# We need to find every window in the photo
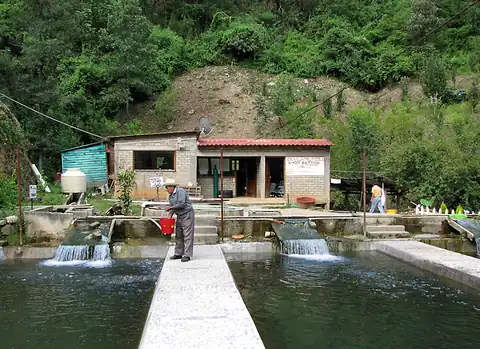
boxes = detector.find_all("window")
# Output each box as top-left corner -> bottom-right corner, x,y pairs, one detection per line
134,151 -> 175,170
197,157 -> 234,176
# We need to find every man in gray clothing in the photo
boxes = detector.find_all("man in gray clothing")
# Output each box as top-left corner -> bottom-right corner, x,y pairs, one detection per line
165,178 -> 195,262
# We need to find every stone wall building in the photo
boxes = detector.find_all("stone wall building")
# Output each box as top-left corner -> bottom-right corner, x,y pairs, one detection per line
66,131 -> 333,206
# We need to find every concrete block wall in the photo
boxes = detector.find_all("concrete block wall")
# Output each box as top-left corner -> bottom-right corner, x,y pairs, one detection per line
114,134 -> 198,194
198,177 -> 236,198
286,175 -> 326,204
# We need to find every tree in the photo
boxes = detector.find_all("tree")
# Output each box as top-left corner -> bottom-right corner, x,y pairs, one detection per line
419,54 -> 447,98
407,0 -> 440,45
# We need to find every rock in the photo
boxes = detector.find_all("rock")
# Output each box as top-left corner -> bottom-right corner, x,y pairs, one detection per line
5,216 -> 18,224
0,240 -> 8,247
219,99 -> 231,105
188,109 -> 195,115
1,224 -> 15,236
89,222 -> 101,230
0,220 -> 5,226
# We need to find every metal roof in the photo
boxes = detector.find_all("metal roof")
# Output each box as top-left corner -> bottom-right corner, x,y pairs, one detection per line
197,138 -> 333,147
61,141 -> 106,153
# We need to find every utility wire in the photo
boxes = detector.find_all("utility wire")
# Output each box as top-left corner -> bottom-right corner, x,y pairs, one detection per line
268,0 -> 480,136
0,92 -> 107,140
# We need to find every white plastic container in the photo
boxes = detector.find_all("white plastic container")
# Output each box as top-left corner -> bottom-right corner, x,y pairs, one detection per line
61,168 -> 87,193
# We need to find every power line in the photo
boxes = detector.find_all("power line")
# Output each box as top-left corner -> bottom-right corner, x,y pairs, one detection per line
268,0 -> 480,136
0,92 -> 106,140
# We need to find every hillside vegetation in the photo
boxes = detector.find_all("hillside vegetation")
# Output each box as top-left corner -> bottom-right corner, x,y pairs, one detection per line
1,0 -> 480,208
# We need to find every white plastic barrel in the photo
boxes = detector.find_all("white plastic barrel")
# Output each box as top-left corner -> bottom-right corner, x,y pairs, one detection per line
61,168 -> 87,193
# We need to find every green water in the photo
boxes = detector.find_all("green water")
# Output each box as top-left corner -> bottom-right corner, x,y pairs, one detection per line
0,259 -> 162,349
228,252 -> 480,349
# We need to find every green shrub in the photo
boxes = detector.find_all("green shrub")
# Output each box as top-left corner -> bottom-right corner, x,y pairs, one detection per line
155,88 -> 179,127
455,204 -> 464,214
440,201 -> 447,213
217,23 -> 268,60
419,54 -> 448,98
0,174 -> 17,213
118,171 -> 137,215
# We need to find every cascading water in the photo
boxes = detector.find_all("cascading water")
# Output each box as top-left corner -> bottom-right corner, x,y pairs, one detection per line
53,244 -> 111,262
41,223 -> 112,267
0,247 -> 5,260
272,220 -> 342,261
280,239 -> 330,255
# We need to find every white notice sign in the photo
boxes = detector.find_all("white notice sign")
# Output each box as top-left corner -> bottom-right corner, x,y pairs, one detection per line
285,157 -> 324,176
150,176 -> 164,188
29,185 -> 37,200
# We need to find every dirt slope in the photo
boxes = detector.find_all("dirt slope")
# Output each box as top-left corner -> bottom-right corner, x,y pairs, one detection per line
131,66 -> 475,138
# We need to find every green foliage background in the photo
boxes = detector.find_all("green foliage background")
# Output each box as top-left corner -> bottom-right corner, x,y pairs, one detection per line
1,0 -> 480,209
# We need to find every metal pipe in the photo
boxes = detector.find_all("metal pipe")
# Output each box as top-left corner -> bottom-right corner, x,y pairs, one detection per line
363,151 -> 367,238
16,148 -> 23,246
31,163 -> 51,193
220,148 -> 224,242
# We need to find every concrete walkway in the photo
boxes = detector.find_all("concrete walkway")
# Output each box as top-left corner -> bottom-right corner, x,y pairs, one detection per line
138,245 -> 266,349
376,240 -> 480,290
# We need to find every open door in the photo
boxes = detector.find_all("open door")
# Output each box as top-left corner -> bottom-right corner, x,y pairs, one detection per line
266,157 -> 285,198
265,161 -> 271,197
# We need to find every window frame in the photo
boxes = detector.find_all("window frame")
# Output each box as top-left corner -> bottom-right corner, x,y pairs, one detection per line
197,157 -> 235,177
133,150 -> 176,171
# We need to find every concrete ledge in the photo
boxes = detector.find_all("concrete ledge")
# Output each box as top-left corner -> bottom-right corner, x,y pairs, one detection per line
220,242 -> 276,254
3,247 -> 56,259
111,244 -> 169,259
375,240 -> 480,290
138,245 -> 265,349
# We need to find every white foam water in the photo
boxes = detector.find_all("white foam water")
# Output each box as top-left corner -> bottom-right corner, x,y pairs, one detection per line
40,244 -> 112,268
288,254 -> 344,262
280,238 -> 342,261
0,247 -> 5,260
281,239 -> 330,255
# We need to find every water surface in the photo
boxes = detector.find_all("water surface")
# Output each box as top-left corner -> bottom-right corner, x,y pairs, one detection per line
228,252 -> 480,349
0,259 -> 162,349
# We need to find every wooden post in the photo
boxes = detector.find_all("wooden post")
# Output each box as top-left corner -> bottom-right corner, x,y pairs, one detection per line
220,148 -> 224,242
363,152 -> 367,238
16,148 -> 23,246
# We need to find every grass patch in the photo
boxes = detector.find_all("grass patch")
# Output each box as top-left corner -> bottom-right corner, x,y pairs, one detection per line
88,197 -> 142,216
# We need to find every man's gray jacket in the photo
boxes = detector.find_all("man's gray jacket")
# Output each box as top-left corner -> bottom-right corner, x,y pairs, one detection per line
168,187 -> 194,217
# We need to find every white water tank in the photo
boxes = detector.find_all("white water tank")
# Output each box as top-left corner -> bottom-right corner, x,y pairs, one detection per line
61,168 -> 87,193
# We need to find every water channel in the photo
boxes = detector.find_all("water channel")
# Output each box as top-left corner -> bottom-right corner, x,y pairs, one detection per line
228,251 -> 480,349
0,259 -> 162,349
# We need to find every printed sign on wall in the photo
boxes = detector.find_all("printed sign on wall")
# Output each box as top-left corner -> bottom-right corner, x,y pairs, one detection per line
285,157 -> 324,176
150,176 -> 164,188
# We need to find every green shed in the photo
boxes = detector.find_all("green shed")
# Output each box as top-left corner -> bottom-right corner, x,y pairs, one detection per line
61,142 -> 108,187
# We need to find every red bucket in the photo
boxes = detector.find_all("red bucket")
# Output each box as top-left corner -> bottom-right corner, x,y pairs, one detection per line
159,218 -> 176,235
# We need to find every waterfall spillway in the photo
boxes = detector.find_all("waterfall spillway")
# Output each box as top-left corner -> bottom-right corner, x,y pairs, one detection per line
41,222 -> 112,267
0,247 -> 5,260
280,239 -> 330,255
53,244 -> 111,262
271,219 -> 339,259
41,244 -> 112,267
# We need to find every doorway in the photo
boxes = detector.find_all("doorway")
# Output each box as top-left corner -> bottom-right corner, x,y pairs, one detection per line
266,157 -> 285,197
235,158 -> 258,197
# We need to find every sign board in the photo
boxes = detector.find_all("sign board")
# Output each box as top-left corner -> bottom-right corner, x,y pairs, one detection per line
29,185 -> 37,200
285,157 -> 324,176
150,176 -> 164,188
